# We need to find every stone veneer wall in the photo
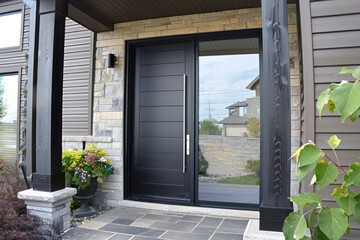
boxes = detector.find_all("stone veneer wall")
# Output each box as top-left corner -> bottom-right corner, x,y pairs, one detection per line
199,135 -> 260,175
63,4 -> 300,206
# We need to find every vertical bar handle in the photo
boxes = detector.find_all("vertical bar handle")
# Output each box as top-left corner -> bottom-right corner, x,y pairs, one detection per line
183,74 -> 186,173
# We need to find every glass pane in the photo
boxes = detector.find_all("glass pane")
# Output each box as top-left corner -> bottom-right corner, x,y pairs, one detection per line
0,11 -> 22,49
198,38 -> 260,204
0,74 -> 18,163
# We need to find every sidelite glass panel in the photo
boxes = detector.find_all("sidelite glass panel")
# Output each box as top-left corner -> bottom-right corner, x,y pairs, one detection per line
0,11 -> 22,49
0,74 -> 18,164
198,38 -> 260,204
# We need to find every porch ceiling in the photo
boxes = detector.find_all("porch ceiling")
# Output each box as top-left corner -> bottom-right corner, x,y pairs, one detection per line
67,0 -> 297,32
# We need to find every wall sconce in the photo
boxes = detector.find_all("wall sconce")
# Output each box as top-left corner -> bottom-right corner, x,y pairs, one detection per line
107,53 -> 118,68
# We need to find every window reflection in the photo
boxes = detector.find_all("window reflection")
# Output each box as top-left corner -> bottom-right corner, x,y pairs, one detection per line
0,11 -> 22,49
0,74 -> 18,163
198,38 -> 260,205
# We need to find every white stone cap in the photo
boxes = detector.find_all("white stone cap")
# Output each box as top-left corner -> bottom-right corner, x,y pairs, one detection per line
18,187 -> 77,203
243,219 -> 285,240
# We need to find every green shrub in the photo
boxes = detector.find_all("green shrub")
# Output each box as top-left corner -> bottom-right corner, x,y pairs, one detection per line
198,148 -> 209,176
245,160 -> 260,177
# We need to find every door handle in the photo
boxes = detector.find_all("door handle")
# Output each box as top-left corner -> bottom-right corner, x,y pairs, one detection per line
183,74 -> 187,173
186,134 -> 190,156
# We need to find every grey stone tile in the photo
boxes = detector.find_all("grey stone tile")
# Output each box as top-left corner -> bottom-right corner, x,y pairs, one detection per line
131,236 -> 158,240
192,226 -> 216,235
149,220 -> 198,232
165,212 -> 184,217
216,227 -> 245,234
78,220 -> 107,230
219,219 -> 248,229
180,215 -> 204,222
198,217 -> 223,228
100,223 -> 149,235
93,215 -> 118,223
131,218 -> 156,228
61,228 -> 114,240
161,231 -> 210,240
147,210 -> 165,215
101,209 -> 128,217
108,234 -> 133,240
210,233 -> 243,240
142,213 -> 181,223
139,229 -> 166,238
111,217 -> 135,225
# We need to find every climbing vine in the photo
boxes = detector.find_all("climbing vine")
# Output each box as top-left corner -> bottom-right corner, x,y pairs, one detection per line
283,66 -> 360,240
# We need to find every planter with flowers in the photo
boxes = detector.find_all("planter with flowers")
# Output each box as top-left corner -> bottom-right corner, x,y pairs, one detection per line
62,145 -> 114,217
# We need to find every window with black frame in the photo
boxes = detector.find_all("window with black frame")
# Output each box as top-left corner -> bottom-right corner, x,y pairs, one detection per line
0,74 -> 19,165
0,10 -> 22,50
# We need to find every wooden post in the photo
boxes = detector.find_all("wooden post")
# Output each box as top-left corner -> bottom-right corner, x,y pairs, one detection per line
260,0 -> 293,231
32,0 -> 68,192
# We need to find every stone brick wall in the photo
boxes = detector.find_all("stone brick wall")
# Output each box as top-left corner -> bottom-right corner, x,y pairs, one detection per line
63,4 -> 300,206
199,135 -> 260,175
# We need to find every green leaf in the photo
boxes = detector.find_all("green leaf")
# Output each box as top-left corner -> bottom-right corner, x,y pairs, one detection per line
337,66 -> 354,75
313,227 -> 330,240
335,189 -> 357,215
317,88 -> 331,117
298,162 -> 318,182
300,237 -> 311,240
352,66 -> 360,79
290,192 -> 322,209
344,162 -> 360,186
349,107 -> 360,122
329,82 -> 360,122
328,83 -> 340,90
283,212 -> 307,240
308,208 -> 317,232
314,160 -> 338,189
297,144 -> 324,168
318,208 -> 348,240
310,175 -> 317,186
326,135 -> 341,150
354,202 -> 360,224
327,100 -> 336,113
332,187 -> 348,198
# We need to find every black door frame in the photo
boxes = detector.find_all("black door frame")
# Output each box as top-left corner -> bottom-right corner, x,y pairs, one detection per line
124,29 -> 262,210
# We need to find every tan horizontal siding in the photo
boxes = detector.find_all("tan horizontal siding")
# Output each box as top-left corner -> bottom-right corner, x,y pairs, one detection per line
302,1 -> 360,237
311,0 -> 360,17
312,14 -> 360,33
62,17 -> 93,136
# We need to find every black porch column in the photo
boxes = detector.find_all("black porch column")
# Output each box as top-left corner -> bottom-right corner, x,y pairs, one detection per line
32,0 -> 68,192
260,0 -> 293,231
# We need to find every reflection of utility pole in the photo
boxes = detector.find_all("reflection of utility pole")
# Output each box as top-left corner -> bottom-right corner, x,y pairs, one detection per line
206,100 -> 216,120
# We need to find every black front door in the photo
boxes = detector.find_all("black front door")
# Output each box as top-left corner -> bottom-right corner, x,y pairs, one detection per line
129,40 -> 194,202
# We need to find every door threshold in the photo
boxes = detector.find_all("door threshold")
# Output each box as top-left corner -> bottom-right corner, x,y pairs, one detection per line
117,200 -> 259,219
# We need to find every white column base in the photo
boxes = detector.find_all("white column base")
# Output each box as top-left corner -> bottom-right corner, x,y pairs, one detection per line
243,219 -> 285,240
18,187 -> 77,232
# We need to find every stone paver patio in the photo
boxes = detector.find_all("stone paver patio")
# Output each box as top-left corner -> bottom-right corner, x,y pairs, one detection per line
62,206 -> 249,240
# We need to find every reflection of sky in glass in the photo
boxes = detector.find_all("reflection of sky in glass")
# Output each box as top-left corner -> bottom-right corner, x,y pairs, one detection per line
0,12 -> 22,48
199,54 -> 259,121
0,75 -> 18,123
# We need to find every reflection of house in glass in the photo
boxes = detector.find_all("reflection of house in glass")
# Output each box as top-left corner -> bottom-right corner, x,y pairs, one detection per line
219,75 -> 260,137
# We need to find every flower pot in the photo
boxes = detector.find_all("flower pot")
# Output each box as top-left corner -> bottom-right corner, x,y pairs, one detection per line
72,178 -> 98,218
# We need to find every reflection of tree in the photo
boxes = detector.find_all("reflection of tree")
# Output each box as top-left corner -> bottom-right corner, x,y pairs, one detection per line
246,117 -> 260,137
199,119 -> 222,135
0,83 -> 7,119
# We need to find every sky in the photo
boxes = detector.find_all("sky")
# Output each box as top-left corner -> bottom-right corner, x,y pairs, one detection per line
0,75 -> 18,123
199,54 -> 259,121
0,12 -> 22,48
